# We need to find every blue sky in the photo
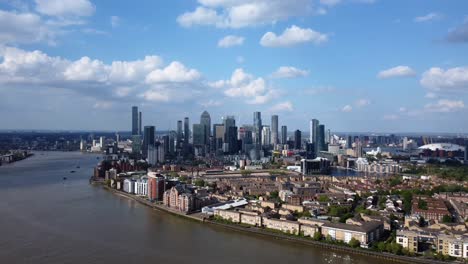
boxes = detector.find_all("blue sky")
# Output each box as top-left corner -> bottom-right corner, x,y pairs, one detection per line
0,0 -> 467,133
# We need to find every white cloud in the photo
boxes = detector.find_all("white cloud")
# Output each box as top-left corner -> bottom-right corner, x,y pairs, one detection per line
355,98 -> 370,107
260,25 -> 328,47
425,92 -> 437,99
398,107 -> 407,112
178,0 -> 313,29
271,66 -> 309,78
218,35 -> 244,48
145,61 -> 201,83
414,12 -> 442,23
420,67 -> 468,92
378,65 -> 416,79
270,101 -> 293,112
320,0 -> 341,6
424,99 -> 465,113
64,57 -> 109,82
177,6 -> 223,28
35,0 -> 95,17
383,114 -> 399,120
200,99 -> 222,107
0,46 -> 204,104
214,68 -> 278,104
0,10 -> 55,45
342,105 -> 353,112
447,21 -> 468,43
93,101 -> 113,109
110,16 -> 120,27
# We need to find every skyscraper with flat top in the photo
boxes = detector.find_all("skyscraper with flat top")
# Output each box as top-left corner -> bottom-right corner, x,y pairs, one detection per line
281,125 -> 287,145
138,112 -> 142,135
253,112 -> 262,145
184,117 -> 189,145
271,115 -> 278,145
132,106 -> 138,135
310,119 -> 319,144
294,130 -> 302,150
143,126 -> 155,157
200,111 -> 211,147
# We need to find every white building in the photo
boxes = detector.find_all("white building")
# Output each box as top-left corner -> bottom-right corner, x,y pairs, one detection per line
123,179 -> 135,194
134,177 -> 148,196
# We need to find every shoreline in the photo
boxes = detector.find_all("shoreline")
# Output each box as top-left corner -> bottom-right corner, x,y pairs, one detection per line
93,181 -> 449,264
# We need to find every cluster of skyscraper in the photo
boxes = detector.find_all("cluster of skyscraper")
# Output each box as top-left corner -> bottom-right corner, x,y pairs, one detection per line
131,106 -> 331,163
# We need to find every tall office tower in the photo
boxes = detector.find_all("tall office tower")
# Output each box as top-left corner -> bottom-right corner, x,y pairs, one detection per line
347,135 -> 353,149
116,133 -> 120,143
168,131 -> 176,154
184,117 -> 190,145
261,126 -> 271,146
200,111 -> 211,147
213,124 -> 224,150
253,112 -> 262,145
99,136 -> 105,148
138,112 -> 142,135
403,137 -> 408,150
227,126 -> 238,154
356,140 -> 363,158
326,129 -> 331,144
243,130 -> 253,152
223,116 -> 236,152
177,120 -> 183,146
318,124 -> 325,152
310,119 -> 319,144
192,124 -> 205,146
281,125 -> 287,145
162,135 -> 170,155
132,106 -> 138,135
294,130 -> 302,150
271,115 -> 278,145
143,126 -> 155,157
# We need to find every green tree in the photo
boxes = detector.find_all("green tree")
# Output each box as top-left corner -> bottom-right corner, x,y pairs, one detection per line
194,179 -> 206,187
348,237 -> 360,248
377,242 -> 386,252
418,198 -> 428,210
318,195 -> 330,202
442,214 -> 452,223
313,232 -> 322,241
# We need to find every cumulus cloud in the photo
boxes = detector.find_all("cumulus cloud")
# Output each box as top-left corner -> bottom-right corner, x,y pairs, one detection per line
200,99 -> 222,107
414,12 -> 442,23
424,99 -> 465,113
378,66 -> 416,79
177,0 -> 312,28
218,35 -> 244,47
355,98 -> 370,107
0,10 -> 56,45
110,16 -> 120,27
383,114 -> 399,120
271,66 -> 309,78
342,105 -> 353,112
270,101 -> 293,112
0,46 -> 203,103
425,92 -> 438,99
145,61 -> 201,83
35,0 -> 95,17
447,21 -> 468,43
260,25 -> 328,47
420,67 -> 468,92
214,68 -> 278,104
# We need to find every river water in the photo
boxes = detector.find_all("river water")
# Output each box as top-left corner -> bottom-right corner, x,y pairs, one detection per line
0,152 -> 395,264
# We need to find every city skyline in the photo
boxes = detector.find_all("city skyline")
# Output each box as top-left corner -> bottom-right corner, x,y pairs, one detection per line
0,0 -> 468,133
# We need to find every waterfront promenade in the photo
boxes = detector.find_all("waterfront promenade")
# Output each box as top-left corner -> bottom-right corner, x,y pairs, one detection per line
95,182 -> 450,264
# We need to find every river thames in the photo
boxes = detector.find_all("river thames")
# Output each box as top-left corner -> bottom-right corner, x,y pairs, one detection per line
0,152 -> 395,264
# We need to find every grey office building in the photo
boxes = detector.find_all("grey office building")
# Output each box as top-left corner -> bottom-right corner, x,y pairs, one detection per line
132,106 -> 138,135
253,112 -> 262,145
271,115 -> 278,145
184,117 -> 190,145
281,125 -> 287,145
